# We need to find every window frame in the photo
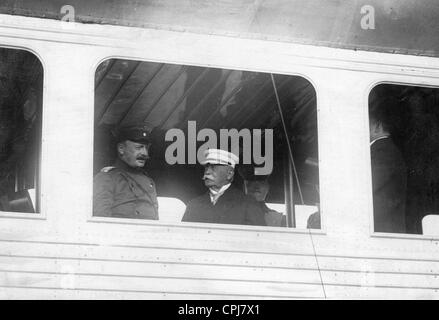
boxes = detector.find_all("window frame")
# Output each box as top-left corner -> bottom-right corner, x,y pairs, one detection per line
366,80 -> 439,240
88,55 -> 325,235
0,44 -> 47,221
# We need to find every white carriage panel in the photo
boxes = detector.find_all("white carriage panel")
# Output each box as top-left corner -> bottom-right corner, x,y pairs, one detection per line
80,220 -> 321,250
0,287 -> 59,300
0,286 -> 294,300
39,49 -> 96,230
0,254 -> 439,296
309,233 -> 439,261
0,241 -> 321,274
325,285 -> 439,299
318,256 -> 439,275
77,221 -> 439,262
2,221 -> 438,263
0,222 -> 54,241
0,256 -> 323,285
320,270 -> 439,289
2,237 -> 439,275
312,71 -> 375,238
0,271 -> 324,299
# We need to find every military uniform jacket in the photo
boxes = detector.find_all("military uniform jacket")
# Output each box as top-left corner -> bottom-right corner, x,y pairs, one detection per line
182,186 -> 266,226
93,158 -> 158,219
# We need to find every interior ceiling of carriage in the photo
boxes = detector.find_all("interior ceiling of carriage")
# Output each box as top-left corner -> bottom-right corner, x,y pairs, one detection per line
94,59 -> 317,144
0,49 -> 42,122
2,0 -> 439,58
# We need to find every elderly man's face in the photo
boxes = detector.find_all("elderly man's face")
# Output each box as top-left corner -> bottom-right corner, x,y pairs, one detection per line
118,140 -> 150,168
245,179 -> 269,202
203,164 -> 233,190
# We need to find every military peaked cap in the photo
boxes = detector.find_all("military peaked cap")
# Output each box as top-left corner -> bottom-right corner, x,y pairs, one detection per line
115,124 -> 153,144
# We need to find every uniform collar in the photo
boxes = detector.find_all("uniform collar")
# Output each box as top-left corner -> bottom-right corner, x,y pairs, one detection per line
370,135 -> 390,147
209,183 -> 231,205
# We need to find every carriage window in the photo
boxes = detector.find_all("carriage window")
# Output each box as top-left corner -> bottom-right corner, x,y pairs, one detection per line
369,84 -> 439,235
0,48 -> 43,214
93,59 -> 319,229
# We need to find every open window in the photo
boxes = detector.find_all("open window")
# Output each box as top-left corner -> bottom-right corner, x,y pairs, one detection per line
369,84 -> 439,235
0,48 -> 43,214
93,59 -> 319,228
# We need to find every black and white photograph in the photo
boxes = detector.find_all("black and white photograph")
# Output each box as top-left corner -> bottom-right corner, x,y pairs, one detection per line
0,0 -> 438,302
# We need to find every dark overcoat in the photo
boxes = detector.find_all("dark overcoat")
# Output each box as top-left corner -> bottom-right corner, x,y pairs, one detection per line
371,137 -> 407,233
182,186 -> 266,226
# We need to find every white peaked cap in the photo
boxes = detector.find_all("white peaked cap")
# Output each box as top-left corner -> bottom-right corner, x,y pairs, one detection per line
201,149 -> 239,168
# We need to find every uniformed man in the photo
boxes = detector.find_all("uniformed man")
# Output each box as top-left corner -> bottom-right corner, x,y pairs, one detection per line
182,149 -> 266,226
93,125 -> 158,219
369,106 -> 407,233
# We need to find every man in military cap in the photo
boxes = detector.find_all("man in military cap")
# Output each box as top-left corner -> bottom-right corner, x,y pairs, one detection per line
93,125 -> 158,219
182,149 -> 266,226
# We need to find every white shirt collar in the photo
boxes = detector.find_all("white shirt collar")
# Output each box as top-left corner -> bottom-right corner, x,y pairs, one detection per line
370,135 -> 390,147
209,183 -> 231,205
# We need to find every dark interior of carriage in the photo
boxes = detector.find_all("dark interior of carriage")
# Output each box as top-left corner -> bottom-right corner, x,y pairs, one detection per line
93,59 -> 320,227
0,47 -> 42,213
369,84 -> 439,234
0,49 -> 437,232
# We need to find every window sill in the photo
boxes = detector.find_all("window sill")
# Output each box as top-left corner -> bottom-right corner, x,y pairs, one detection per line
87,216 -> 327,235
371,231 -> 439,241
0,211 -> 45,220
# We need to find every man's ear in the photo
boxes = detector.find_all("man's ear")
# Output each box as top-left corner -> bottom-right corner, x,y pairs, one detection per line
375,122 -> 386,136
369,121 -> 378,136
117,142 -> 125,156
228,168 -> 235,180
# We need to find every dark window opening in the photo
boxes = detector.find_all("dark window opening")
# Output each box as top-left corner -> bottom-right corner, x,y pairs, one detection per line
93,59 -> 319,228
369,84 -> 439,234
0,48 -> 43,213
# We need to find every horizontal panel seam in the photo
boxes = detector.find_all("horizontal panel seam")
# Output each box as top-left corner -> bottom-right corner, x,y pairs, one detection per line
1,239 -> 438,263
0,284 -> 316,299
0,268 -> 324,286
1,254 -> 439,277
1,270 -> 439,291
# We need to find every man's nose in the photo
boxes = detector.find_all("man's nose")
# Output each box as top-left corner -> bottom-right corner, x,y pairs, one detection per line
204,165 -> 213,175
140,147 -> 149,156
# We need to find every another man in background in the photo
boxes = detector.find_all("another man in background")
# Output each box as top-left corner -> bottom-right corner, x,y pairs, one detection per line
240,168 -> 286,227
369,99 -> 407,233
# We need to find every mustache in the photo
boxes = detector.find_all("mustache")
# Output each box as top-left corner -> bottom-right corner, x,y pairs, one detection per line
202,175 -> 213,180
136,156 -> 149,160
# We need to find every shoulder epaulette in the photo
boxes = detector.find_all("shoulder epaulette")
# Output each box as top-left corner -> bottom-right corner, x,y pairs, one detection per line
100,166 -> 116,173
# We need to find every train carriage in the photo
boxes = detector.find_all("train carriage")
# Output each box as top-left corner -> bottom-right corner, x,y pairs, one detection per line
0,0 -> 439,299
